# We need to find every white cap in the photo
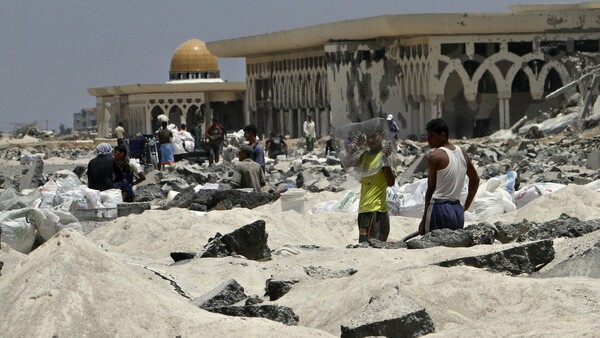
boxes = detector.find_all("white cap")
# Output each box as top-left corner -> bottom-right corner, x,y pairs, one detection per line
387,114 -> 393,120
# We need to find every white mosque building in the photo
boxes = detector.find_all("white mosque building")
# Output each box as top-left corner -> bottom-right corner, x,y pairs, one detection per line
88,39 -> 246,138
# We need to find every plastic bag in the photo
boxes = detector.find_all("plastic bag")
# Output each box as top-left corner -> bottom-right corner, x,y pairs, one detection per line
0,209 -> 36,254
514,182 -> 566,208
55,171 -> 83,194
334,118 -> 396,179
0,189 -> 20,211
386,179 -> 428,218
311,200 -> 339,214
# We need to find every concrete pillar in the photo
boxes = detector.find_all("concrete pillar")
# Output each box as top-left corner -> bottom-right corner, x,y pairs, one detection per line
298,109 -> 304,138
284,109 -> 291,137
279,109 -> 285,136
244,109 -> 250,126
406,103 -> 416,136
498,98 -> 511,129
419,102 -> 426,132
321,108 -> 332,137
503,99 -> 510,129
313,108 -> 323,138
499,98 -> 505,130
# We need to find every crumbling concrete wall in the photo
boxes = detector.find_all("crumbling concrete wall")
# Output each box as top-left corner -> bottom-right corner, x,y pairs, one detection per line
326,33 -> 599,139
326,40 -> 407,136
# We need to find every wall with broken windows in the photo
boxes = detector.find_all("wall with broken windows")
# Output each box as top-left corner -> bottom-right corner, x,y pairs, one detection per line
324,33 -> 599,139
246,50 -> 329,139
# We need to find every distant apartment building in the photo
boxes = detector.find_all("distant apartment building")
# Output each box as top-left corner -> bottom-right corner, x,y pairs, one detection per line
73,107 -> 97,131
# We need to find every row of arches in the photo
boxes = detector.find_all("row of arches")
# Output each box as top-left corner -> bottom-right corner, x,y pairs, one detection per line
149,104 -> 204,133
436,51 -> 569,101
247,68 -> 329,111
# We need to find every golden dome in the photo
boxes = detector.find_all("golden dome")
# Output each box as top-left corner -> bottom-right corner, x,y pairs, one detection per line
170,39 -> 218,72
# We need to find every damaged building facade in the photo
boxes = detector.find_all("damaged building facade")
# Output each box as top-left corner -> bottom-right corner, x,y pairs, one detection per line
88,39 -> 246,138
207,2 -> 600,139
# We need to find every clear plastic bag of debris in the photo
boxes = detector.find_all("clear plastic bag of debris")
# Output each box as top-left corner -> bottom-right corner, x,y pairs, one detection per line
334,117 -> 397,179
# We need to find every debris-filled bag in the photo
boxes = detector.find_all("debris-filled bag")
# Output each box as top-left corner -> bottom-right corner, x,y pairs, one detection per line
468,172 -> 517,221
514,183 -> 566,209
386,179 -> 428,218
0,189 -> 20,211
0,209 -> 37,254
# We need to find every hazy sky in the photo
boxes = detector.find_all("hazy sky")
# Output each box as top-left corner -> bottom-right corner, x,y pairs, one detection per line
0,0 -> 581,132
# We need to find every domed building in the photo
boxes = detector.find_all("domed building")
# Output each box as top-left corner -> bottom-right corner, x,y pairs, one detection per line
88,39 -> 245,139
168,39 -> 221,82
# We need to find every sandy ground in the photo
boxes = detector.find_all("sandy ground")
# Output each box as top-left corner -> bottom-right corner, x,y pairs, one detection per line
1,180 -> 600,337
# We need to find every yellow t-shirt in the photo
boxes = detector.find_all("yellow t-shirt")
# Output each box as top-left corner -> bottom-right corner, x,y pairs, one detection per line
358,151 -> 389,213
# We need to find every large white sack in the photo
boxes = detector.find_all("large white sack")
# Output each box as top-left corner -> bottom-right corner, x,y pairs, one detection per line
0,189 -> 20,211
470,174 -> 517,220
30,208 -> 82,242
387,179 -> 428,218
55,171 -> 83,194
0,209 -> 36,254
29,209 -> 60,241
387,171 -> 516,220
100,189 -> 123,209
16,189 -> 42,208
514,182 -> 567,209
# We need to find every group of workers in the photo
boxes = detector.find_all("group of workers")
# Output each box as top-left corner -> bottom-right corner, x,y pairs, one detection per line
96,115 -> 478,243
86,142 -> 146,202
350,117 -> 479,243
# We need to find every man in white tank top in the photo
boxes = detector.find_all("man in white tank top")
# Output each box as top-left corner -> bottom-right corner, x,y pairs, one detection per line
419,118 -> 480,235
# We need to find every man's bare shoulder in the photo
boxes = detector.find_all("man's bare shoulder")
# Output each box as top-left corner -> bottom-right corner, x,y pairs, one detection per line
428,148 -> 447,160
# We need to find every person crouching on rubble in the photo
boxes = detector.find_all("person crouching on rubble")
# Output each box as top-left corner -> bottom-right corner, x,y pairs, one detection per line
343,122 -> 396,243
265,131 -> 288,159
113,145 -> 146,202
419,118 -> 479,235
231,144 -> 266,192
87,142 -> 123,192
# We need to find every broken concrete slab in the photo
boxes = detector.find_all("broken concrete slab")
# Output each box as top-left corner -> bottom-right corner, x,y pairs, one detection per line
303,265 -> 357,279
133,183 -> 164,202
169,188 -> 274,211
170,251 -> 197,263
188,203 -> 207,212
462,223 -> 497,245
586,150 -> 600,170
494,221 -> 522,244
117,202 -> 150,217
208,304 -> 299,326
200,220 -> 271,261
265,278 -> 300,301
367,239 -> 408,249
436,239 -> 555,276
190,279 -> 248,309
534,240 -> 600,279
173,164 -> 210,184
407,228 -> 472,249
340,284 -> 435,338
244,295 -> 264,306
19,157 -> 45,191
516,214 -> 600,242
396,154 -> 427,186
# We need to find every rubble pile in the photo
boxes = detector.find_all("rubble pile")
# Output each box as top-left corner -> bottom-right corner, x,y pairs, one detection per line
2,104 -> 600,336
